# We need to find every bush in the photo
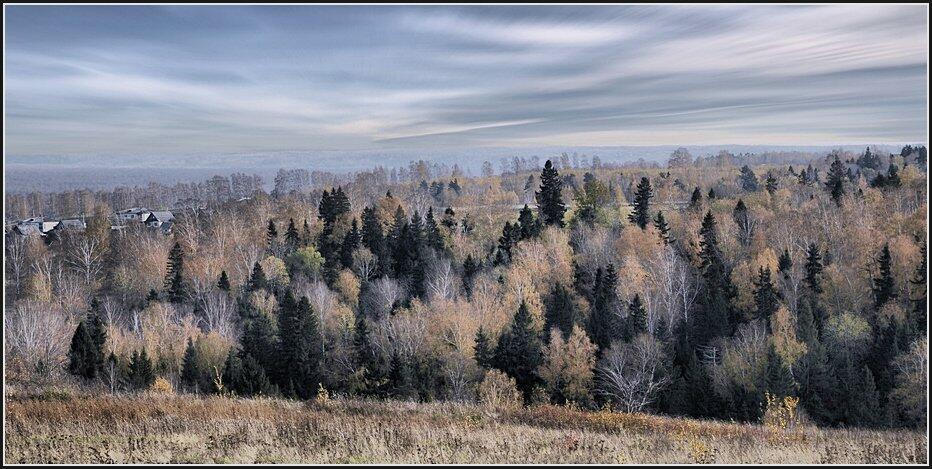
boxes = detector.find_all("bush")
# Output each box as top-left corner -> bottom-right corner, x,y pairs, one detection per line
477,369 -> 522,411
149,377 -> 174,394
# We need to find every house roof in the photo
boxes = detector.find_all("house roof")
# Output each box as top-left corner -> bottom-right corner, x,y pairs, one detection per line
146,211 -> 174,223
13,224 -> 42,236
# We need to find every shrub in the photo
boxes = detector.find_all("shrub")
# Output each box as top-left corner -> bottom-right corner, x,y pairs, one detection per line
149,377 -> 174,394
477,369 -> 522,411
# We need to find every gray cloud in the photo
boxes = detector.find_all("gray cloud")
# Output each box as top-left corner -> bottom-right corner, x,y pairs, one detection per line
4,5 -> 928,157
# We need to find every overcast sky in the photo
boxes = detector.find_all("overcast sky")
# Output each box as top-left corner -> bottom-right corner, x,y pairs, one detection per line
4,5 -> 928,157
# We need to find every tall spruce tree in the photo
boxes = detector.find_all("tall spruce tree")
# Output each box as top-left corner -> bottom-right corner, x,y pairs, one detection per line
694,211 -> 739,343
908,235 -> 927,337
753,266 -> 780,329
623,294 -> 648,341
628,177 -> 653,229
826,156 -> 846,205
129,349 -> 155,390
340,218 -> 361,269
424,207 -> 445,251
872,243 -> 897,310
738,165 -> 759,192
544,284 -> 576,340
285,218 -> 300,249
588,265 -> 620,354
474,326 -> 494,370
279,295 -> 323,399
247,261 -> 267,292
653,211 -> 673,245
518,204 -> 542,240
165,242 -> 186,303
536,160 -> 566,227
688,187 -> 703,211
493,301 -> 544,400
217,270 -> 231,292
765,344 -> 796,397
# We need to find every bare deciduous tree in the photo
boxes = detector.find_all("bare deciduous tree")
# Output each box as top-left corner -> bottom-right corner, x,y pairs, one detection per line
597,335 -> 669,413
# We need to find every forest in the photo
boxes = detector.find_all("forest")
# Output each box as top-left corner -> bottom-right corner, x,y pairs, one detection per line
4,145 -> 929,432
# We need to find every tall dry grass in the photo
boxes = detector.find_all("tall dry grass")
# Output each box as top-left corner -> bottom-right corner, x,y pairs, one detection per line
4,389 -> 927,464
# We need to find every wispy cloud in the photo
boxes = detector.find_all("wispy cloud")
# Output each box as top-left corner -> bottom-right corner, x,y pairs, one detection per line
4,5 -> 927,157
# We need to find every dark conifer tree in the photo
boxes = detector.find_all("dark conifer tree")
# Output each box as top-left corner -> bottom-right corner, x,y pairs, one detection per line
908,235 -> 927,338
424,207 -> 444,251
777,249 -> 793,279
165,242 -> 186,303
707,188 -> 716,199
267,220 -> 278,246
688,187 -> 703,211
623,294 -> 648,341
494,221 -> 522,265
738,165 -> 759,192
285,218 -> 300,249
340,218 -> 361,269
517,204 -> 542,240
474,326 -> 494,370
181,338 -> 204,392
386,351 -> 413,399
765,172 -> 778,194
129,348 -> 155,390
544,284 -> 576,340
536,160 -> 567,227
462,254 -> 479,296
628,177 -> 653,229
694,211 -> 739,343
279,294 -> 323,399
653,211 -> 673,245
588,265 -> 620,354
765,344 -> 796,397
247,261 -> 267,292
493,301 -> 544,400
753,266 -> 780,328
732,199 -> 751,246
241,307 -> 279,382
872,243 -> 897,310
441,206 -> 457,231
361,206 -> 385,274
223,349 -> 276,397
68,320 -> 100,379
217,270 -> 231,292
826,156 -> 846,205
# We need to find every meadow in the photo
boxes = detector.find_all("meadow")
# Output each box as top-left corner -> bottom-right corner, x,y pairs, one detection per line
4,388 -> 927,464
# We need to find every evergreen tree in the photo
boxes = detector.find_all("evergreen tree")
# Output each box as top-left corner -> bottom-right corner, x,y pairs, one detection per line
340,218 -> 361,269
267,220 -> 278,246
738,165 -> 759,192
279,295 -> 323,399
765,172 -> 778,194
628,177 -> 653,229
765,344 -> 796,397
285,218 -> 300,249
872,243 -> 897,310
493,301 -> 544,400
536,160 -> 567,227
841,360 -> 882,427
544,284 -> 576,340
802,243 -> 826,336
241,308 -> 279,382
777,249 -> 793,279
441,206 -> 457,231
623,294 -> 648,341
653,211 -> 673,245
495,221 -> 522,265
908,235 -> 927,337
247,261 -> 267,292
588,265 -> 620,354
223,349 -> 276,397
386,351 -> 413,399
424,207 -> 445,251
517,204 -> 542,240
753,266 -> 780,328
474,326 -> 494,370
217,270 -> 231,292
803,243 -> 824,295
361,206 -> 386,274
826,156 -> 846,205
707,188 -> 716,199
181,338 -> 203,392
732,199 -> 751,246
695,211 -> 739,343
164,242 -> 186,303
462,254 -> 479,296
68,321 -> 97,379
129,349 -> 155,390
688,187 -> 703,211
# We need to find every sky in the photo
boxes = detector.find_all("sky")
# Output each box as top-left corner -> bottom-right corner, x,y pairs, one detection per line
4,5 -> 929,157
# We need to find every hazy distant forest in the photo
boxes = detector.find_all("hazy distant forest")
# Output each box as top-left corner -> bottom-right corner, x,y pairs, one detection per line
4,145 -> 929,435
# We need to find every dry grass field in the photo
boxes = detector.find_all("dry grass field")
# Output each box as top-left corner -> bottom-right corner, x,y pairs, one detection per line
3,389 -> 927,464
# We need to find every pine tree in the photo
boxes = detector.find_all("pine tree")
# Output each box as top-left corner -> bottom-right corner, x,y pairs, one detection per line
241,307 -> 279,382
536,160 -> 566,227
777,249 -> 792,279
628,177 -> 653,229
624,294 -> 648,341
518,204 -> 542,240
707,188 -> 716,199
765,344 -> 796,397
765,172 -> 778,194
441,206 -> 457,231
653,211 -> 673,245
462,254 -> 479,295
129,348 -> 155,390
386,351 -> 413,399
164,242 -> 186,303
68,321 -> 96,379
802,243 -> 826,336
588,265 -> 620,354
424,207 -> 445,251
753,266 -> 780,328
223,349 -> 276,397
826,156 -> 846,205
908,235 -> 927,338
279,295 -> 323,399
544,284 -> 576,340
688,187 -> 703,211
694,211 -> 739,343
267,220 -> 278,246
361,206 -> 385,274
285,218 -> 300,249
872,243 -> 897,310
217,270 -> 231,292
495,221 -> 522,265
181,338 -> 203,392
340,218 -> 361,269
247,261 -> 267,292
493,301 -> 544,400
841,360 -> 882,427
732,199 -> 751,246
474,326 -> 494,370
738,165 -> 759,192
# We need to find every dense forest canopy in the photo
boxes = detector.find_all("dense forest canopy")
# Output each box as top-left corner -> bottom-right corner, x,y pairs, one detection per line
4,144 -> 928,429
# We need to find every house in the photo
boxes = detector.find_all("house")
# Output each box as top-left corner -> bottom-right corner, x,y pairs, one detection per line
49,218 -> 87,233
144,211 -> 175,228
12,224 -> 42,237
115,208 -> 152,223
41,221 -> 61,233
